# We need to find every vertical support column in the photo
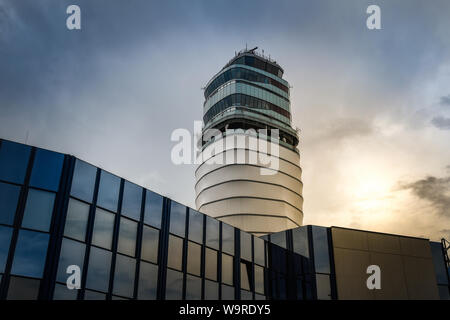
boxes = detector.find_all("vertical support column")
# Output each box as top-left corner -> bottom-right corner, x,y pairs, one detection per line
39,155 -> 76,300
307,226 -> 317,300
234,228 -> 240,300
251,234 -> 255,300
285,229 -> 296,299
182,206 -> 189,299
156,197 -> 170,300
78,168 -> 101,300
133,188 -> 147,299
327,228 -> 338,300
263,237 -> 268,300
440,238 -> 450,297
106,179 -> 124,299
266,234 -> 273,300
217,221 -> 222,300
200,214 -> 206,300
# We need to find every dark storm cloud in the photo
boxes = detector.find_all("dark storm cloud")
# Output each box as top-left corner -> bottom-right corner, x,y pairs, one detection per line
400,174 -> 450,217
1,0 -> 449,111
431,116 -> 450,130
440,95 -> 450,106
0,0 -> 201,106
430,94 -> 450,130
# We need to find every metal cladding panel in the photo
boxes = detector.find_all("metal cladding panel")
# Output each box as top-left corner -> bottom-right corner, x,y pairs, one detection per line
331,227 -> 440,300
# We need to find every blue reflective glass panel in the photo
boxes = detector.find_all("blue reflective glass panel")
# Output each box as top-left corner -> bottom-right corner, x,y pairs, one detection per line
29,149 -> 63,191
70,160 -> 97,203
221,253 -> 233,285
271,231 -> 286,249
221,284 -> 234,300
292,227 -> 309,258
255,265 -> 265,294
269,244 -> 286,274
253,237 -> 265,266
84,290 -> 106,300
187,241 -> 201,276
241,289 -> 253,300
86,246 -> 111,292
205,217 -> 219,250
185,274 -> 201,300
64,198 -> 90,242
91,208 -> 115,250
312,226 -> 330,274
138,261 -> 158,300
0,140 -> 31,184
53,283 -> 78,300
121,181 -> 142,221
222,223 -> 234,255
316,273 -> 331,300
438,285 -> 450,300
7,276 -> 40,300
144,190 -> 163,228
305,281 -> 314,300
240,231 -> 252,261
205,248 -> 217,281
141,225 -> 159,263
21,189 -> 55,232
188,209 -> 203,244
167,235 -> 183,271
11,230 -> 49,278
0,225 -> 13,273
240,262 -> 251,290
113,254 -> 135,298
117,217 -> 137,257
56,238 -> 85,283
0,181 -> 21,225
165,269 -> 183,300
97,171 -> 120,212
169,201 -> 186,237
430,242 -> 449,285
204,280 -> 218,300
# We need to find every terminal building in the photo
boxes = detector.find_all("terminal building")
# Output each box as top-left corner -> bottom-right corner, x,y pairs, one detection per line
0,139 -> 449,300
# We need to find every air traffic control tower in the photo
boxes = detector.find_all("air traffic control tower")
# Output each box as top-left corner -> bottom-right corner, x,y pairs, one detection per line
195,48 -> 303,236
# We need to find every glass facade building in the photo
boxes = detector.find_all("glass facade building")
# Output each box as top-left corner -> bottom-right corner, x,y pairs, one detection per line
0,138 -> 448,300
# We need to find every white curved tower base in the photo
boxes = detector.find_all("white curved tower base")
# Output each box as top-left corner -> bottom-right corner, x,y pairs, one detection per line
195,132 -> 303,236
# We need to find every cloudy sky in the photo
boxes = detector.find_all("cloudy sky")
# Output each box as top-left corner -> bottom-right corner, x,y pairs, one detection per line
1,0 -> 449,240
